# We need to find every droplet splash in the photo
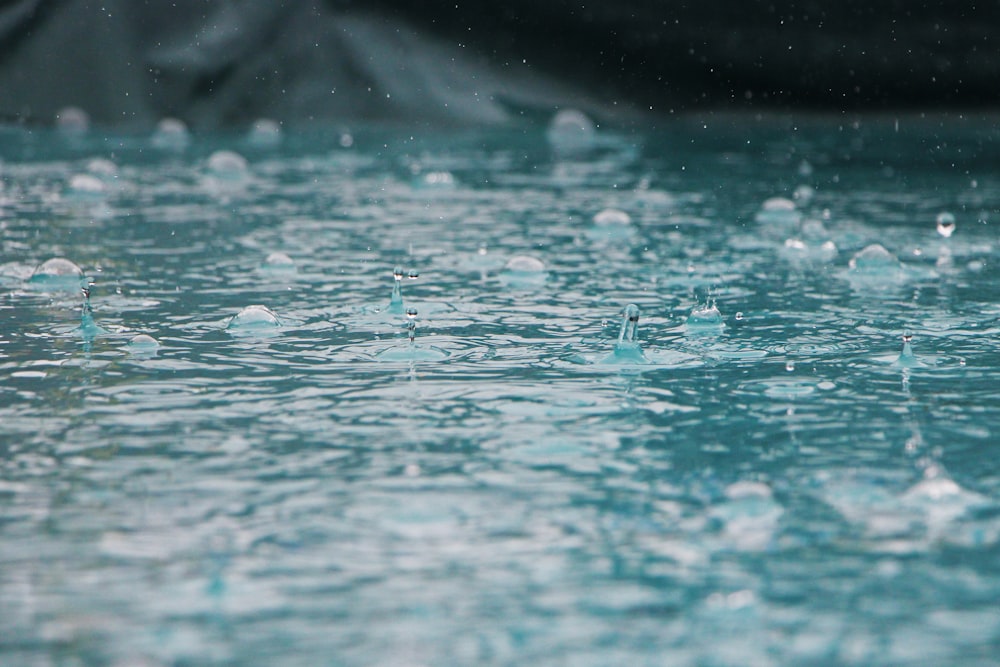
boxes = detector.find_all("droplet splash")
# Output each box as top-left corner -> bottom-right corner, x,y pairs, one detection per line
76,282 -> 109,338
599,304 -> 648,365
375,307 -> 449,361
935,212 -> 956,238
686,300 -> 725,331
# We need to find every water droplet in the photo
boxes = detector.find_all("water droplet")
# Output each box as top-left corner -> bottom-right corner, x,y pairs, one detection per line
339,132 -> 354,148
935,211 -> 956,238
735,312 -> 744,320
785,361 -> 795,372
407,270 -> 419,280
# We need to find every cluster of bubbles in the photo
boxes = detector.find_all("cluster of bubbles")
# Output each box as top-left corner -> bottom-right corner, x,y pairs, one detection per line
35,107 -> 962,371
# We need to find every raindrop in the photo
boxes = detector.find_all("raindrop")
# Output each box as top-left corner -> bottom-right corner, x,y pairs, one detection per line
785,360 -> 795,372
935,212 -> 956,238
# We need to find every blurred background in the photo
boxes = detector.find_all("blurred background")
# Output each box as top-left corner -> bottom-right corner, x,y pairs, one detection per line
0,0 -> 996,129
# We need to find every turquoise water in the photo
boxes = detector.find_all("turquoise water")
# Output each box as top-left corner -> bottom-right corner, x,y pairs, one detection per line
1,114 -> 999,666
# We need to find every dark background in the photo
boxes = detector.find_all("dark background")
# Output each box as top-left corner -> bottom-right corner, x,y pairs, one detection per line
0,0 -> 996,128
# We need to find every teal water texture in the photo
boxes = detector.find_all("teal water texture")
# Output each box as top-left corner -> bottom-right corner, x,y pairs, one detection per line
1,114 -> 999,666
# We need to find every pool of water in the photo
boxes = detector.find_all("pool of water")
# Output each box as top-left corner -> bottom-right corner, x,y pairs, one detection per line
1,113 -> 999,666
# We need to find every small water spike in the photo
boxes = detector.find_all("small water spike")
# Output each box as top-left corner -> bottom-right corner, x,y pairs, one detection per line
598,304 -> 648,364
387,265 -> 406,314
894,330 -> 921,368
406,307 -> 418,344
76,282 -> 108,338
375,306 -> 449,361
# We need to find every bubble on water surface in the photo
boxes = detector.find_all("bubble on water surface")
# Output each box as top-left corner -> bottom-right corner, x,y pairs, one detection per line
207,150 -> 249,179
755,196 -> 800,228
499,255 -> 548,287
28,257 -> 85,290
227,305 -> 281,332
86,157 -> 118,179
793,184 -> 815,205
126,333 -> 161,357
247,118 -> 282,148
55,106 -> 90,135
848,244 -> 900,273
546,109 -> 596,154
259,251 -> 296,275
416,170 -> 456,189
66,173 -> 106,198
935,212 -> 956,238
151,117 -> 191,150
587,207 -> 635,243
